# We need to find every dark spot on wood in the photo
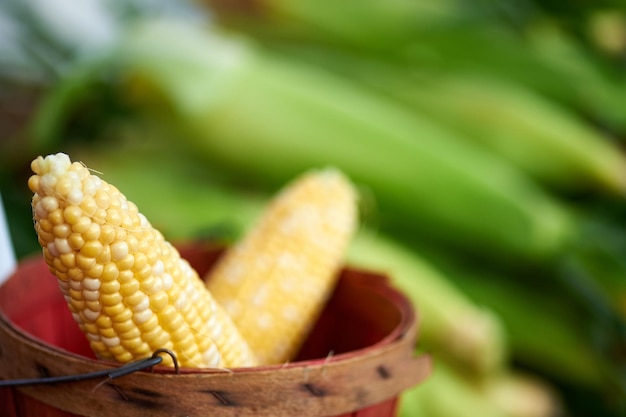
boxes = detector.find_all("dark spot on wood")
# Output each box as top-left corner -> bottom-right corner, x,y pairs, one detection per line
303,383 -> 326,397
35,363 -> 50,378
201,390 -> 237,406
108,384 -> 162,410
377,365 -> 391,379
130,387 -> 163,398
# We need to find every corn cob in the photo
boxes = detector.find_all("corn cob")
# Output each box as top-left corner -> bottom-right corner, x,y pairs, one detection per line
205,168 -> 358,365
28,152 -> 257,368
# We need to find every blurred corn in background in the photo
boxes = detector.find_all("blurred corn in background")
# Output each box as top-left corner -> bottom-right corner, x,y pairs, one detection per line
1,0 -> 626,416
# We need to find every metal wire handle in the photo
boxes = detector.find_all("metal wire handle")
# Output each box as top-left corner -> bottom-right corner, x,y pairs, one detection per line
0,349 -> 178,387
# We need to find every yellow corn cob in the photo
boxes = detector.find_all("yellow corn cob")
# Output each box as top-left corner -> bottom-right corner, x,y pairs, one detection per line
205,168 -> 358,365
28,152 -> 257,368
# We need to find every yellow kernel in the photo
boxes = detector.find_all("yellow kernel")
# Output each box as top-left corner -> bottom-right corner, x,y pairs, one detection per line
124,291 -> 144,307
90,341 -> 107,354
109,345 -> 126,356
76,254 -> 96,270
64,206 -> 82,225
49,209 -> 64,225
52,257 -> 67,273
136,264 -> 152,280
116,254 -> 135,271
100,328 -> 117,338
120,279 -> 140,297
98,246 -> 111,264
103,303 -> 125,317
100,225 -> 116,245
94,189 -> 110,209
113,320 -> 135,333
96,315 -> 112,329
68,233 -> 85,251
112,308 -> 133,323
100,280 -> 120,294
106,209 -> 122,227
84,223 -> 101,242
28,175 -> 40,193
80,198 -> 97,217
114,351 -> 134,363
55,177 -> 72,196
118,270 -> 134,283
60,254 -> 76,270
138,315 -> 159,333
68,268 -> 84,281
53,224 -> 71,238
69,297 -> 85,311
80,240 -> 103,258
72,217 -> 91,234
101,263 -> 119,281
120,337 -> 142,352
148,332 -> 170,349
38,219 -> 53,233
159,306 -> 181,329
87,264 -> 103,279
126,236 -> 139,253
149,292 -> 168,311
101,293 -> 123,307
132,252 -> 148,272
82,320 -> 100,339
86,300 -> 101,312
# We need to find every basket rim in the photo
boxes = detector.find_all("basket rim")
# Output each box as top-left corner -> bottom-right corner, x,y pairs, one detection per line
0,248 -> 432,417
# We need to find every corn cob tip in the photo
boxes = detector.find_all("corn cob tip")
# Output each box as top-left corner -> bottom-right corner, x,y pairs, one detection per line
28,152 -> 256,368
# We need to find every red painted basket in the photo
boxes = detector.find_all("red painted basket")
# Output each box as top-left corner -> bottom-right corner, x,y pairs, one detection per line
0,243 -> 431,417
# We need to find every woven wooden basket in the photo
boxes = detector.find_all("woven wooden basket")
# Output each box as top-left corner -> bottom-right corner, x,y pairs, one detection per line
0,243 -> 431,417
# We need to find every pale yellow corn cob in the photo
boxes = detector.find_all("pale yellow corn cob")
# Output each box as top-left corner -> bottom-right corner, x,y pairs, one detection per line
28,153 -> 256,368
205,168 -> 358,365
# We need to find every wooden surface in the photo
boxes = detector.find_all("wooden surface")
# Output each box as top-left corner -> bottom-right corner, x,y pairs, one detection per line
0,245 -> 431,417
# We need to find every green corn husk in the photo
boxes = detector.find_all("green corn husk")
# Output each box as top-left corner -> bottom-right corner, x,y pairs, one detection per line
346,228 -> 507,376
204,0 -> 626,134
399,362 -> 562,417
359,69 -> 626,196
90,18 -> 578,263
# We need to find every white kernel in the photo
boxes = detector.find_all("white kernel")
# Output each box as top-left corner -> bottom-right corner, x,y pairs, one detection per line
86,333 -> 101,341
41,196 -> 59,212
69,280 -> 82,291
67,189 -> 84,205
102,336 -> 120,348
54,238 -> 72,254
161,273 -> 173,291
202,345 -> 220,367
34,202 -> 47,219
83,277 -> 101,291
133,309 -> 153,324
47,242 -> 60,257
40,173 -> 57,194
282,305 -> 300,321
153,260 -> 164,276
83,290 -> 100,302
71,312 -> 82,324
83,309 -> 100,322
257,312 -> 273,329
111,241 -> 129,261
132,295 -> 150,312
